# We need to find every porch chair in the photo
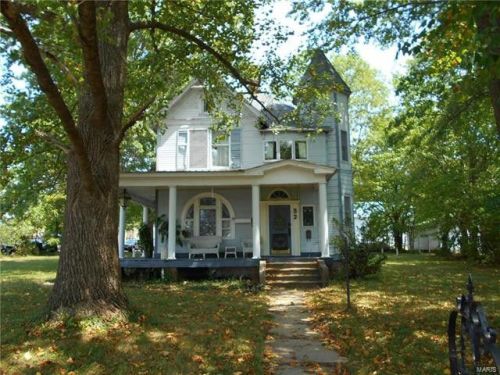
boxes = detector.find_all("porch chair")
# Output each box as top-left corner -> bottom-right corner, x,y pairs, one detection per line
241,239 -> 253,258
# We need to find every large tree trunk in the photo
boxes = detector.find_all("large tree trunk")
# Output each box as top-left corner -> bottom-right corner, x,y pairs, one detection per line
48,150 -> 127,315
474,5 -> 500,135
47,2 -> 129,316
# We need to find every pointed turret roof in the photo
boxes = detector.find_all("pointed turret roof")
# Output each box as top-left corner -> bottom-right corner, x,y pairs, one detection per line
301,50 -> 351,96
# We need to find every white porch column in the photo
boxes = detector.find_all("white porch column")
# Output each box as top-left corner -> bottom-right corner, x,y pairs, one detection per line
142,205 -> 149,225
118,201 -> 126,259
252,185 -> 261,259
167,186 -> 177,260
318,182 -> 329,257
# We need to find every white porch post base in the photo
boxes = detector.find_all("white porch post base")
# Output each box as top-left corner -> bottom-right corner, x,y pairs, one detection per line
118,203 -> 126,259
252,185 -> 261,259
318,182 -> 329,257
167,186 -> 177,260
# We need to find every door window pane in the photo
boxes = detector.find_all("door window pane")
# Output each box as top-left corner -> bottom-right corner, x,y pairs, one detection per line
199,208 -> 216,236
295,141 -> 307,160
280,140 -> 292,160
264,141 -> 277,160
302,206 -> 314,226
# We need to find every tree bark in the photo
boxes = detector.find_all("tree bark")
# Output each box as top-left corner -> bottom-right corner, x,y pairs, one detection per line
47,1 -> 129,316
474,5 -> 500,135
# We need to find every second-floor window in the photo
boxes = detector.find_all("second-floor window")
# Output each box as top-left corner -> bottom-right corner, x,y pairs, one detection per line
177,130 -> 188,170
265,140 -> 307,161
341,130 -> 349,162
211,131 -> 230,167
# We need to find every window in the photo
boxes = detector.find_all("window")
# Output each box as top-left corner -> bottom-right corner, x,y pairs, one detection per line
302,206 -> 314,226
280,140 -> 293,160
176,131 -> 188,170
190,129 -> 208,169
199,197 -> 217,236
269,189 -> 289,200
295,140 -> 307,160
341,130 -> 349,162
211,131 -> 230,167
203,99 -> 209,113
265,141 -> 277,160
265,140 -> 308,161
343,195 -> 352,226
182,193 -> 235,238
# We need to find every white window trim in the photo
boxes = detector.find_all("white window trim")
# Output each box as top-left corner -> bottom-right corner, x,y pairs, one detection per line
301,204 -> 315,228
268,188 -> 291,200
264,140 -> 278,161
294,140 -> 308,160
181,192 -> 235,239
264,139 -> 308,162
210,131 -> 231,170
176,130 -> 189,171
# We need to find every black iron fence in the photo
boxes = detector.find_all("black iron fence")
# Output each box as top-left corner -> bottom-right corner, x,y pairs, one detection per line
448,275 -> 500,374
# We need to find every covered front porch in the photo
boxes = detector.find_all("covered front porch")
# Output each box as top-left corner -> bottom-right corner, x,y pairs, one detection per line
118,160 -> 336,264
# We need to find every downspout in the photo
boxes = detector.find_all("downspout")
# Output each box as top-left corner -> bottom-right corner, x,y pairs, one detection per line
335,106 -> 344,235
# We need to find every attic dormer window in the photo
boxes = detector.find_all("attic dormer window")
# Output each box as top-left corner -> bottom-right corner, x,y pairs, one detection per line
203,99 -> 210,113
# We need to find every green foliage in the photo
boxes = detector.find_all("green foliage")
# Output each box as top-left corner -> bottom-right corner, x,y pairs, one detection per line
334,229 -> 387,279
307,7 -> 500,262
138,224 -> 154,258
155,214 -> 188,247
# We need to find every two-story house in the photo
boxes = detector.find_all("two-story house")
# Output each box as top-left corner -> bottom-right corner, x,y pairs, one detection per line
119,50 -> 353,262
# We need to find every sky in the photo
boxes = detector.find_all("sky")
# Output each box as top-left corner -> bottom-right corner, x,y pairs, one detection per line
0,1 -> 408,123
264,1 -> 408,85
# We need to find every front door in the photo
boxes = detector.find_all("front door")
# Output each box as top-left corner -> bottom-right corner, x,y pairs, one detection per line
269,205 -> 291,256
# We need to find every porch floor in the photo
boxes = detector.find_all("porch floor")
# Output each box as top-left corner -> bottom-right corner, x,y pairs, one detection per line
120,258 -> 259,269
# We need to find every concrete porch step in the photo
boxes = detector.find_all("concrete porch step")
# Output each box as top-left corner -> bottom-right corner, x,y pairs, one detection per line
266,267 -> 319,274
268,274 -> 321,282
267,280 -> 321,288
266,262 -> 318,269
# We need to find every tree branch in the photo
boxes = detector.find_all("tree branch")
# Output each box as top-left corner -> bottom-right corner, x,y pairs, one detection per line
41,49 -> 79,87
116,96 -> 156,144
129,20 -> 280,123
1,1 -> 96,193
76,0 -> 108,126
130,21 -> 257,88
35,129 -> 71,153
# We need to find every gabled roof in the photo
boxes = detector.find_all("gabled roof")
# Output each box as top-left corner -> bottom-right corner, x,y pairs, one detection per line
167,79 -> 262,119
245,159 -> 336,177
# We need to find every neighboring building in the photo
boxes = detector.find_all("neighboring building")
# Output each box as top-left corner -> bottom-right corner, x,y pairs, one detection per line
412,229 -> 441,252
118,50 -> 353,260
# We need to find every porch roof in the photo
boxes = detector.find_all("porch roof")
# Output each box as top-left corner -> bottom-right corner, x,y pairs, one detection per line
120,160 -> 336,189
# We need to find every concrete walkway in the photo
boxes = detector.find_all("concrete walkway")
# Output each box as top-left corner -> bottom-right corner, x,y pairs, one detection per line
266,289 -> 347,374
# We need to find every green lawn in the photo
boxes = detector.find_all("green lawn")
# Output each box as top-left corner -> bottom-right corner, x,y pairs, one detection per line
0,256 -> 270,374
306,254 -> 500,375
